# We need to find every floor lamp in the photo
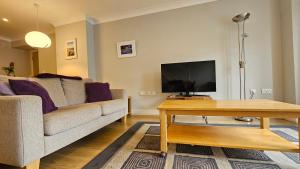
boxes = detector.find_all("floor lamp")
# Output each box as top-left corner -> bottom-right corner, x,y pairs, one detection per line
232,12 -> 253,122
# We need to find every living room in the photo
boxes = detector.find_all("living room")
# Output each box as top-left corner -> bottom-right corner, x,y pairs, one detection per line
0,0 -> 300,169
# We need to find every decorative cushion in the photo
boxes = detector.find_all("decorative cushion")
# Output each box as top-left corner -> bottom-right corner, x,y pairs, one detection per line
9,79 -> 57,114
85,82 -> 113,103
61,78 -> 92,105
43,103 -> 102,136
30,78 -> 68,107
0,81 -> 15,95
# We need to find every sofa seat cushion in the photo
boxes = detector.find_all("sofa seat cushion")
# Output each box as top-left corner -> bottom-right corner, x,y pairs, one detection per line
44,103 -> 102,136
95,99 -> 126,116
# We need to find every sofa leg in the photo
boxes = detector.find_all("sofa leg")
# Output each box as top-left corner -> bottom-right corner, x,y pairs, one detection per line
23,160 -> 40,169
121,116 -> 127,124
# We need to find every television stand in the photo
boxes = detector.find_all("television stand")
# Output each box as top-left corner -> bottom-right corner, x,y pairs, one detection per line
167,95 -> 212,100
166,95 -> 212,124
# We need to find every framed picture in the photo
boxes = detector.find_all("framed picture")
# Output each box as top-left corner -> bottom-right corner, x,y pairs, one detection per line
117,40 -> 136,58
65,39 -> 77,60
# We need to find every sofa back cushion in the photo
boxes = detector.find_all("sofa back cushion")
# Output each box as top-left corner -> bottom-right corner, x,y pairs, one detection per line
30,78 -> 68,107
61,78 -> 92,105
9,79 -> 58,114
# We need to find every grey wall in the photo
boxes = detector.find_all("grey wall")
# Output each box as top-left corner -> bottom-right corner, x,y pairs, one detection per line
94,0 -> 283,113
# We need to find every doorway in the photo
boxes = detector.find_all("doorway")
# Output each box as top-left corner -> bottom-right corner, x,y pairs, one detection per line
31,51 -> 39,76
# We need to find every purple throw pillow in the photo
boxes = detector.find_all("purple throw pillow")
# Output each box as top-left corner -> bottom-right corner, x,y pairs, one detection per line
0,81 -> 15,95
85,82 -> 113,103
9,79 -> 57,114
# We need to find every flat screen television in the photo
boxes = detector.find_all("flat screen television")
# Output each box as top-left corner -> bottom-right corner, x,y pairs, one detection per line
161,60 -> 216,95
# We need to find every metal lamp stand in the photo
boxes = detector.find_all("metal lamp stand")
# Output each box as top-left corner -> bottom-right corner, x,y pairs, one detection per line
232,13 -> 253,122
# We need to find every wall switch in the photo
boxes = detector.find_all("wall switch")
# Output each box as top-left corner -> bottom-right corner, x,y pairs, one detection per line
261,89 -> 272,95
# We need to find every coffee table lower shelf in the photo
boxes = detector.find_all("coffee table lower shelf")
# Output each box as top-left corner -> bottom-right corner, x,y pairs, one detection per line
167,125 -> 299,153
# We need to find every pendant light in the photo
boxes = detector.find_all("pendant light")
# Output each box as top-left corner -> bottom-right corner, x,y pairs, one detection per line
25,3 -> 51,48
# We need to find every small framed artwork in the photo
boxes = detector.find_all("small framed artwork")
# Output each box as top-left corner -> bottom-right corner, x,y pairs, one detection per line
65,39 -> 78,60
117,40 -> 136,58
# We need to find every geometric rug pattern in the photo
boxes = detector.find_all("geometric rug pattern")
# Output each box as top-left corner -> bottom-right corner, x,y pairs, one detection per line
136,135 -> 160,151
272,130 -> 298,142
121,151 -> 166,169
222,148 -> 272,161
229,160 -> 281,169
91,124 -> 300,169
173,155 -> 219,169
176,144 -> 214,156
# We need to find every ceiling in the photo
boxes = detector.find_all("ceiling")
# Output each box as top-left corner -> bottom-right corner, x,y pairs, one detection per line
0,0 -> 217,41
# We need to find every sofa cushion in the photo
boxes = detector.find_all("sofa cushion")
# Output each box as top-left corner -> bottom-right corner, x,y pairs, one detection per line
85,82 -> 112,103
30,78 -> 68,107
44,103 -> 102,136
0,81 -> 15,95
9,79 -> 58,114
61,79 -> 92,105
95,99 -> 126,116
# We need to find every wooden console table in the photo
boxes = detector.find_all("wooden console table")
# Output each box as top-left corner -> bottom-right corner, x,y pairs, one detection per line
158,99 -> 300,156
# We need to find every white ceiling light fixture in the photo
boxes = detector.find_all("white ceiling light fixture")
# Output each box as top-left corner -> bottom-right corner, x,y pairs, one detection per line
25,3 -> 51,48
2,18 -> 9,22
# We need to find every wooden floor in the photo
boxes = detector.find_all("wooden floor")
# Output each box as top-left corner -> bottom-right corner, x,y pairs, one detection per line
39,115 -> 295,169
3,115 -> 296,169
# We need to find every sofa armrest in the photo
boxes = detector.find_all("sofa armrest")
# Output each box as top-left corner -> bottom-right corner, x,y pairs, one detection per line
0,96 -> 44,167
111,89 -> 128,114
111,89 -> 128,100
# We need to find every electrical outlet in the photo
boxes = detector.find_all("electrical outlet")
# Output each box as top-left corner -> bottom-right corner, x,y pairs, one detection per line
140,91 -> 157,96
139,91 -> 146,95
261,89 -> 272,95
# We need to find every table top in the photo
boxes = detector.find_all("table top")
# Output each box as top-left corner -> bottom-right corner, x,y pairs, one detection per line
158,99 -> 300,113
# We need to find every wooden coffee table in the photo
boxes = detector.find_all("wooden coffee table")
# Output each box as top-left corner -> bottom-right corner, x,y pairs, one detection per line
158,99 -> 300,156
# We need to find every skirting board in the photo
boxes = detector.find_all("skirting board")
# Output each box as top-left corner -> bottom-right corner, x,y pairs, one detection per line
132,109 -> 159,115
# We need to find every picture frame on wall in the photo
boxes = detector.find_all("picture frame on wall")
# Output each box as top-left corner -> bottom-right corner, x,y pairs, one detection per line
117,40 -> 136,58
65,39 -> 78,60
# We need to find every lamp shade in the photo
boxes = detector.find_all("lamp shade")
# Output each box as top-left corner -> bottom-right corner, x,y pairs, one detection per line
25,31 -> 51,48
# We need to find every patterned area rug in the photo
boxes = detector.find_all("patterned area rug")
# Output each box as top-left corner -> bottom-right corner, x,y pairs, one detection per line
84,122 -> 300,169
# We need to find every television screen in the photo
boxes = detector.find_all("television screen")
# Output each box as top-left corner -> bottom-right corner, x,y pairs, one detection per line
161,60 -> 216,94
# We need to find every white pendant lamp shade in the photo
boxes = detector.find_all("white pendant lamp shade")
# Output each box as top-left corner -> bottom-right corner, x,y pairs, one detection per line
25,31 -> 51,48
25,3 -> 51,48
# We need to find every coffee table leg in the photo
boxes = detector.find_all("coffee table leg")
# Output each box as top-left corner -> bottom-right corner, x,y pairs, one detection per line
160,110 -> 168,156
167,114 -> 172,126
260,117 -> 270,129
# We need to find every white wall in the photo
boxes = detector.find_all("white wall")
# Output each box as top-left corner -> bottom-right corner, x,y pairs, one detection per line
86,21 -> 97,80
55,20 -> 97,79
280,0 -> 296,104
0,39 -> 31,77
38,33 -> 57,74
95,0 -> 282,114
55,21 -> 89,78
292,0 -> 300,104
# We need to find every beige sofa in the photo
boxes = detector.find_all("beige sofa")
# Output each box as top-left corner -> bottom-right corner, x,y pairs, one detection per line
0,76 -> 128,169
